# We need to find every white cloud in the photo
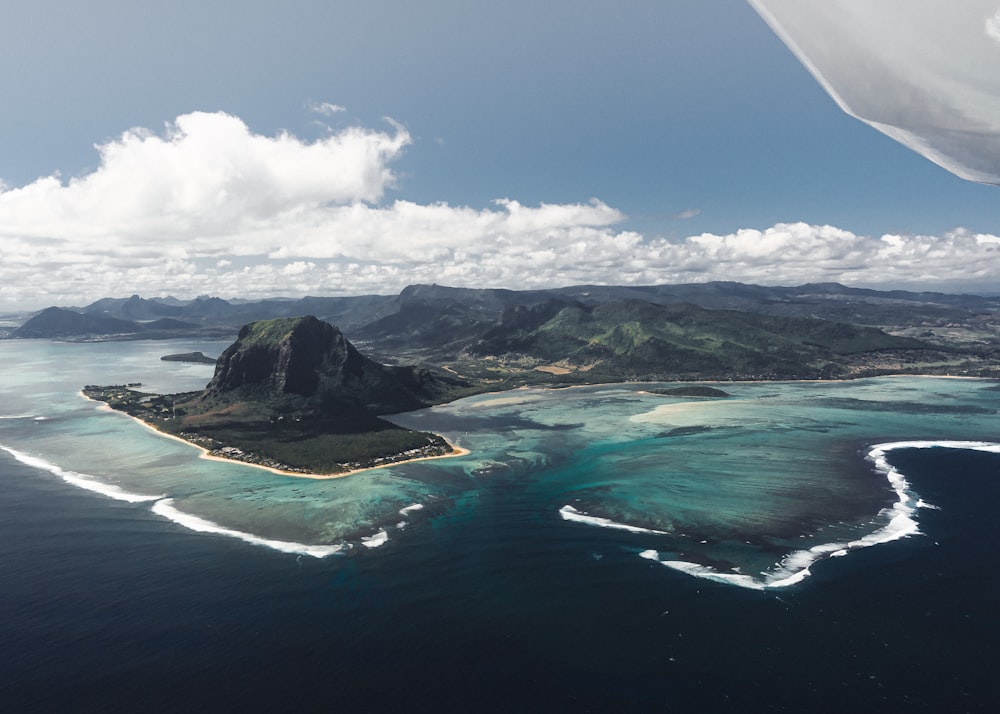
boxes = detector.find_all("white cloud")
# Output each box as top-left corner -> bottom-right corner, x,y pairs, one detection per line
0,111 -> 409,244
310,101 -> 347,116
987,7 -> 1000,44
0,110 -> 997,311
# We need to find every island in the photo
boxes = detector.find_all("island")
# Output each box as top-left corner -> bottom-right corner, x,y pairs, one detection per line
160,351 -> 216,364
85,316 -> 477,476
650,386 -> 732,398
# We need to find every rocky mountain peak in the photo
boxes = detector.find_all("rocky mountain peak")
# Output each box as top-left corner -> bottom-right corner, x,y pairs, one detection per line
205,316 -> 358,398
200,315 -> 470,415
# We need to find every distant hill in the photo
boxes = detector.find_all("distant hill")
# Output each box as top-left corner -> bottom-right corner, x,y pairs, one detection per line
8,282 -> 1000,378
11,306 -> 200,339
11,307 -> 141,338
12,292 -> 401,339
83,294 -> 184,321
465,299 -> 935,380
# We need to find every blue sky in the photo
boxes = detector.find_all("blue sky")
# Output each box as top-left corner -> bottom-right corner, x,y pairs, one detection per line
0,0 -> 997,310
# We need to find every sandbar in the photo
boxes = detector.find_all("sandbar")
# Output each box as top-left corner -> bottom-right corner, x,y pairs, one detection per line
629,399 -> 747,425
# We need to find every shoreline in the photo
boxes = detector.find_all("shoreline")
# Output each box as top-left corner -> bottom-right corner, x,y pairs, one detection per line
536,373 -> 997,392
81,372 -> 992,479
84,393 -> 470,480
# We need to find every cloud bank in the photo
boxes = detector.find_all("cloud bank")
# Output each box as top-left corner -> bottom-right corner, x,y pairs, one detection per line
1,110 -> 997,310
749,0 -> 1000,184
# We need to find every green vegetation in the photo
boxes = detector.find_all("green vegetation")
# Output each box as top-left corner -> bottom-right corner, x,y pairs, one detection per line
82,316 -> 473,475
652,386 -> 732,398
84,384 -> 454,475
463,300 -> 971,381
237,318 -> 300,348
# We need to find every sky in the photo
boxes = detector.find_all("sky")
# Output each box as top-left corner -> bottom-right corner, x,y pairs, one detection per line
0,0 -> 997,311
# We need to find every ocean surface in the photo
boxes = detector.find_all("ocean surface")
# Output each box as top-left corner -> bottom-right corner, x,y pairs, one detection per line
1,338 -> 999,711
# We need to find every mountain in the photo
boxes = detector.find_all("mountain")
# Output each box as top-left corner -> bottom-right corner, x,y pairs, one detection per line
87,316 -> 477,475
351,301 -> 489,353
465,299 -> 943,380
11,307 -> 141,338
83,294 -> 184,321
10,306 -> 200,339
196,316 -> 471,416
13,293 -> 402,339
397,283 -> 553,316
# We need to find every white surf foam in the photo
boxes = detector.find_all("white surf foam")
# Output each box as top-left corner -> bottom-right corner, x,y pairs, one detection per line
150,499 -> 343,558
638,440 -> 1000,590
560,505 -> 668,535
360,529 -> 389,548
399,503 -> 424,516
0,445 -> 163,503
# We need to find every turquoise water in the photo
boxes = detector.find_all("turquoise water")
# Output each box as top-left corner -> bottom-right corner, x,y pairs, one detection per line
1,338 -> 998,588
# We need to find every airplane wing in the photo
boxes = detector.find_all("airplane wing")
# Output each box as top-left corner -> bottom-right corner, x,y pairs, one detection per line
748,0 -> 1000,184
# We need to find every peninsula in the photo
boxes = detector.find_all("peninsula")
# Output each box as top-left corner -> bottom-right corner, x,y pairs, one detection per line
71,281 -> 1000,474
85,316 -> 477,476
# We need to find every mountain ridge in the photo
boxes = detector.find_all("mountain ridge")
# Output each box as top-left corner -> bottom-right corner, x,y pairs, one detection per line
12,280 -> 999,342
10,281 -> 1000,379
464,299 -> 939,381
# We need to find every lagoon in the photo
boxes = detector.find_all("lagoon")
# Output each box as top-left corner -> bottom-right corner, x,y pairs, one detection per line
1,338 -> 998,589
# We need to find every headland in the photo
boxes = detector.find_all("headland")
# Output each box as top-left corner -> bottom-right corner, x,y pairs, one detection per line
82,315 -> 479,477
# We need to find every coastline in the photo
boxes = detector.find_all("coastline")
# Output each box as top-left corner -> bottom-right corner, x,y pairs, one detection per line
84,393 -> 470,480
81,372 -> 993,481
53,373 -> 1000,578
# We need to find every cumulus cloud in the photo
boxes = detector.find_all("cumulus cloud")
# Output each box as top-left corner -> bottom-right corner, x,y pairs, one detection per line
0,110 -> 997,310
749,0 -> 1000,184
0,110 -> 409,244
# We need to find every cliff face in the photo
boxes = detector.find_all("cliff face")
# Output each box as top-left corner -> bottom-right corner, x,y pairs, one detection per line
206,316 -> 347,396
202,316 -> 466,415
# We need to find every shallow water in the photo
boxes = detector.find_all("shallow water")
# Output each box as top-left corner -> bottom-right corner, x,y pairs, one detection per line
1,338 -> 998,589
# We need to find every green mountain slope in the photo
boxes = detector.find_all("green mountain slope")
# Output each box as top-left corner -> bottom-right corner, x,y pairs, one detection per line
467,299 -> 937,379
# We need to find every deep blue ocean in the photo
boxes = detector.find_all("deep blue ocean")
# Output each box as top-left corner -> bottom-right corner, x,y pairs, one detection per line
1,447 -> 999,712
1,339 -> 999,711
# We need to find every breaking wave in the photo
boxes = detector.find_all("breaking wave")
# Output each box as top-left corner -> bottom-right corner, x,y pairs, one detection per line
150,499 -> 344,558
1,445 -> 162,504
637,441 -> 1000,590
559,505 -> 668,535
